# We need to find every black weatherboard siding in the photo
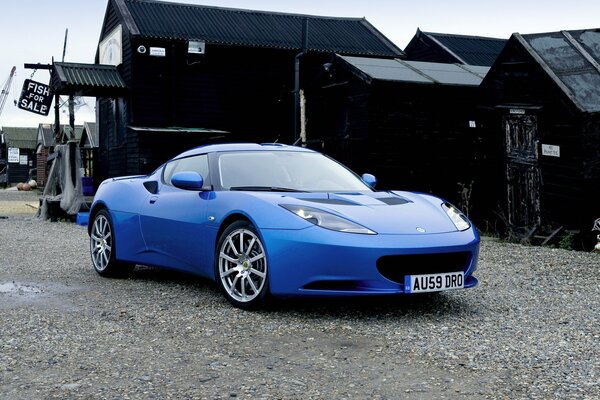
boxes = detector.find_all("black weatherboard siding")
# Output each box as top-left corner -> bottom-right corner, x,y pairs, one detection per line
480,28 -> 600,235
93,0 -> 404,186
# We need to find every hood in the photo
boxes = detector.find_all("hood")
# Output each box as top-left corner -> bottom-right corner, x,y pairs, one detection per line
272,191 -> 461,235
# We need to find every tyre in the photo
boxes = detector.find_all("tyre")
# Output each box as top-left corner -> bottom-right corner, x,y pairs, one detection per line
215,221 -> 269,309
89,209 -> 134,278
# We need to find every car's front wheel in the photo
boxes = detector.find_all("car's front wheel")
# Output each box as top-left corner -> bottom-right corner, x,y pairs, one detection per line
89,209 -> 134,278
216,221 -> 269,309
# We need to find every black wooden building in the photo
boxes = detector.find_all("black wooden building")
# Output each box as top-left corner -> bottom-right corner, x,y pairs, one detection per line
79,0 -> 403,185
404,29 -> 506,67
0,127 -> 37,185
479,28 -> 600,237
304,55 -> 490,217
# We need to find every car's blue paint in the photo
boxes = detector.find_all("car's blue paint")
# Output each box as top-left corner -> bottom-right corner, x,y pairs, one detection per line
89,143 -> 480,297
171,171 -> 204,191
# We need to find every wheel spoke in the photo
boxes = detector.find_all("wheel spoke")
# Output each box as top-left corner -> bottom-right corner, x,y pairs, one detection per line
230,274 -> 241,293
227,237 -> 239,256
94,223 -> 102,237
245,237 -> 256,256
247,276 -> 259,294
239,231 -> 244,255
220,267 -> 238,278
249,253 -> 265,263
250,268 -> 265,279
220,252 -> 238,264
240,276 -> 247,298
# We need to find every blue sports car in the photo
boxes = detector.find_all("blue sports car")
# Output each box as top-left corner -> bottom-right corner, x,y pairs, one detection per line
89,143 -> 479,309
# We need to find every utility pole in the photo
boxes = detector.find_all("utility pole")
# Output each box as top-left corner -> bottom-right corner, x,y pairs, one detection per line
293,18 -> 308,145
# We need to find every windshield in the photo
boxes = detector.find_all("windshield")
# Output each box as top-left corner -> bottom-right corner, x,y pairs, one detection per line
218,151 -> 372,192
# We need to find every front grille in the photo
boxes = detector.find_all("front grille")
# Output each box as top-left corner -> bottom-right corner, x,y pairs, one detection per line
377,252 -> 472,284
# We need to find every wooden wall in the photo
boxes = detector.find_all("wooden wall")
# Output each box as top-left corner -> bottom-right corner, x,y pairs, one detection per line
479,41 -> 600,231
306,68 -> 486,220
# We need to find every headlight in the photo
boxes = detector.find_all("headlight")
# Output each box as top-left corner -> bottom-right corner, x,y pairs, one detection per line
442,203 -> 471,231
280,204 -> 376,235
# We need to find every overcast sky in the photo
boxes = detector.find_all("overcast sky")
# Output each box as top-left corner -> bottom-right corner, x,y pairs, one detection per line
1,0 -> 599,128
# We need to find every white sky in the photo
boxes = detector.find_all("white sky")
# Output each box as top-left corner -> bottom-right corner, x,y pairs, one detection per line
1,0 -> 599,128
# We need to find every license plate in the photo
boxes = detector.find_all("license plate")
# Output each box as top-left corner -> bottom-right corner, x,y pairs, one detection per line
404,271 -> 464,293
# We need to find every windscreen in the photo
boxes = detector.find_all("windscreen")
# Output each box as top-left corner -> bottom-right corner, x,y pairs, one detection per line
218,151 -> 371,192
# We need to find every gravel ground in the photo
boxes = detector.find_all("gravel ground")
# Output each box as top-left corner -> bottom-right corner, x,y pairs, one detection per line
0,189 -> 598,399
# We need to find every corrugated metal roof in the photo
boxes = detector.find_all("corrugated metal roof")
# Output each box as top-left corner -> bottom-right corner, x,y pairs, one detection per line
520,29 -> 600,113
62,125 -> 85,141
52,62 -> 127,96
406,30 -> 506,67
123,0 -> 403,57
1,127 -> 38,150
37,124 -> 55,147
81,122 -> 98,148
339,56 -> 489,86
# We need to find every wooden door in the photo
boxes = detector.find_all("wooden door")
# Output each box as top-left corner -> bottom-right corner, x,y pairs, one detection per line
503,114 -> 541,229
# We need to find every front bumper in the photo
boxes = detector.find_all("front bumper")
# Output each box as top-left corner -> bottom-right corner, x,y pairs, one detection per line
260,226 -> 480,297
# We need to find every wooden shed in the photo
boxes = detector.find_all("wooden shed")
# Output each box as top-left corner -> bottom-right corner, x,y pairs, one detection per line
66,0 -> 403,186
304,55 -> 490,217
0,127 -> 37,185
479,28 -> 600,240
404,29 -> 506,67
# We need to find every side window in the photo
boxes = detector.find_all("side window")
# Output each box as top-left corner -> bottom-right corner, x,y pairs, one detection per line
163,154 -> 209,186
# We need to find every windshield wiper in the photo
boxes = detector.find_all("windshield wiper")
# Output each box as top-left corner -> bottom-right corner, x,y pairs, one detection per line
229,186 -> 307,192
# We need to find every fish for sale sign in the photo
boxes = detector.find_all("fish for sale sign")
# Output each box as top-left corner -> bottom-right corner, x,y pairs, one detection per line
18,79 -> 53,116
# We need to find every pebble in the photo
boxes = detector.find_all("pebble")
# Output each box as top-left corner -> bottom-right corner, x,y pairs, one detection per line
0,189 -> 598,399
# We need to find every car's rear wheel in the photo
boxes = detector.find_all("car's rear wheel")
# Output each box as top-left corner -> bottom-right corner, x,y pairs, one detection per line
90,209 -> 134,278
216,221 -> 269,309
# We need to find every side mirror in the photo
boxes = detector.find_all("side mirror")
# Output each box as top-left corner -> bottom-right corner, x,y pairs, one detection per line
171,171 -> 204,191
361,173 -> 377,189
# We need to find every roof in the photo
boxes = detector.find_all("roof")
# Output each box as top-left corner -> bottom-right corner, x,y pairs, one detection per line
37,124 -> 55,147
80,122 -> 98,148
51,62 -> 127,96
115,0 -> 403,57
37,124 -> 87,147
339,55 -> 489,86
516,29 -> 600,113
404,29 -> 506,66
1,127 -> 38,150
62,125 -> 85,141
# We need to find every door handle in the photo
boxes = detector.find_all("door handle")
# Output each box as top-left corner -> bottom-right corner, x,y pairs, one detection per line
149,196 -> 158,204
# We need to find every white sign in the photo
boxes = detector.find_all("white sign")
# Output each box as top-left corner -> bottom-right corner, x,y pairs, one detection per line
469,120 -> 477,128
7,147 -> 19,163
150,47 -> 166,57
541,144 -> 560,157
19,155 -> 28,165
99,25 -> 123,66
510,108 -> 526,115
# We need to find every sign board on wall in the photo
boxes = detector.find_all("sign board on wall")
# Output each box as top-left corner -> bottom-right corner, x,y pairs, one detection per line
7,147 -> 19,163
18,79 -> 53,116
541,144 -> 560,157
19,155 -> 28,165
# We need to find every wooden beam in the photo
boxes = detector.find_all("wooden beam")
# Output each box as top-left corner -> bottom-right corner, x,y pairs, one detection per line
24,63 -> 52,70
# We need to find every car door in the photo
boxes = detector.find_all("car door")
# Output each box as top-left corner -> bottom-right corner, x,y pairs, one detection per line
139,154 -> 210,274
